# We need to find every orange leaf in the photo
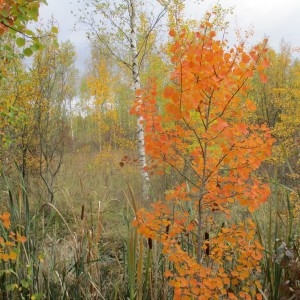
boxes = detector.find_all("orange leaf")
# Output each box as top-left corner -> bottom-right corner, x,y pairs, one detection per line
228,293 -> 238,300
2,253 -> 9,262
135,89 -> 143,96
262,59 -> 270,68
237,123 -> 248,135
169,29 -> 176,37
16,235 -> 26,243
259,73 -> 268,83
241,53 -> 250,64
164,270 -> 173,278
217,119 -> 228,131
256,293 -> 263,300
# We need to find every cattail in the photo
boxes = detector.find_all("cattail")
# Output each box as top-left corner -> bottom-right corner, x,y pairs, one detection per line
205,232 -> 210,256
81,205 -> 85,220
148,237 -> 152,250
166,224 -> 170,235
212,202 -> 219,212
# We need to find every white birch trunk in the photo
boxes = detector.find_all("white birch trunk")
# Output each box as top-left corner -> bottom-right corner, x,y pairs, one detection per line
129,0 -> 150,202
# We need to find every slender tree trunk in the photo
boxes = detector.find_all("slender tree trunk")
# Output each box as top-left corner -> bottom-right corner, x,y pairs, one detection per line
129,0 -> 150,202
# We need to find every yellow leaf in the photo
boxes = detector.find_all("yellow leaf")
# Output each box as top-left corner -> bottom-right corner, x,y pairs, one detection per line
9,251 -> 17,260
2,253 -> 9,261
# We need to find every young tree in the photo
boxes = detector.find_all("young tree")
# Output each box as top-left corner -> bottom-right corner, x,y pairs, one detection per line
132,12 -> 274,298
0,0 -> 56,176
0,0 -> 49,159
76,0 -> 169,201
0,55 -> 37,180
248,42 -> 300,300
28,32 -> 77,202
250,42 -> 300,186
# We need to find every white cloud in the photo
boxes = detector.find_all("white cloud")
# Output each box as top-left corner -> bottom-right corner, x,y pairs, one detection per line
38,0 -> 300,71
39,0 -> 89,70
223,0 -> 299,47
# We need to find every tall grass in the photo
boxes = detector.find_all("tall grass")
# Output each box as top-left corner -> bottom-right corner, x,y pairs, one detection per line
1,148 -> 299,299
255,169 -> 300,299
0,151 -> 174,299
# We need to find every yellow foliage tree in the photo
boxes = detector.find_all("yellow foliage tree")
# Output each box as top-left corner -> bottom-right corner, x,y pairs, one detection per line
86,58 -> 118,150
250,42 -> 300,186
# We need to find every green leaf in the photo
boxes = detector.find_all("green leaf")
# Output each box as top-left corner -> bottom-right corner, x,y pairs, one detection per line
21,279 -> 30,288
31,292 -> 44,300
6,284 -> 18,292
3,45 -> 12,52
15,14 -> 26,23
18,6 -> 25,15
1,18 -> 10,26
23,48 -> 33,57
26,8 -> 39,21
16,37 -> 26,47
0,10 -> 9,18
30,43 -> 40,51
23,29 -> 35,36
51,26 -> 59,34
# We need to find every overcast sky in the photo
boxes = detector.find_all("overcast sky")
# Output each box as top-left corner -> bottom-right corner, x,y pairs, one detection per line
39,0 -> 300,72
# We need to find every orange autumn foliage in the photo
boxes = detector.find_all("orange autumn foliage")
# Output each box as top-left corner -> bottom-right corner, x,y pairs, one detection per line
131,18 -> 274,299
0,0 -> 41,36
0,0 -> 15,35
133,205 -> 263,299
0,212 -> 26,262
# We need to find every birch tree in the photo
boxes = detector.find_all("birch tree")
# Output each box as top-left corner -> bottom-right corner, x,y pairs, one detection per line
76,0 -> 169,202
